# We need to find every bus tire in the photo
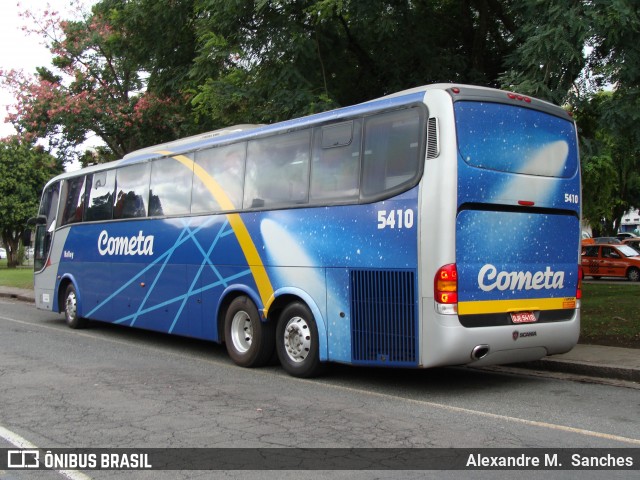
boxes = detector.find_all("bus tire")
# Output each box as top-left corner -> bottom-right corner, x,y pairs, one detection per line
276,302 -> 324,378
224,296 -> 275,368
64,284 -> 87,329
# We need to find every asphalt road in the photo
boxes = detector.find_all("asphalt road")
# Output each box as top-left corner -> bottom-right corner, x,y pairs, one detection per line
0,298 -> 638,480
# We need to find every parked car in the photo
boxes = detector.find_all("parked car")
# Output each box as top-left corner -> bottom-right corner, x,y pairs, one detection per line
622,238 -> 640,253
581,244 -> 640,281
616,232 -> 638,240
594,237 -> 622,244
581,236 -> 621,245
0,248 -> 6,259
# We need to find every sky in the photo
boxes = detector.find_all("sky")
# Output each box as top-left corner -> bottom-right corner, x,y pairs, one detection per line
0,1 -> 97,144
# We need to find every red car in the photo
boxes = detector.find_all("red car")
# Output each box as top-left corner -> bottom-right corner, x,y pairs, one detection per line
581,244 -> 640,281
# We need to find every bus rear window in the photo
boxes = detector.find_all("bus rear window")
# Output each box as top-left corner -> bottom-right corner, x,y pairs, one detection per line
454,101 -> 578,178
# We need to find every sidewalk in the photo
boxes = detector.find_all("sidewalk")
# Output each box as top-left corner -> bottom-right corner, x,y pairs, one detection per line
1,287 -> 638,383
0,286 -> 35,303
513,344 -> 640,383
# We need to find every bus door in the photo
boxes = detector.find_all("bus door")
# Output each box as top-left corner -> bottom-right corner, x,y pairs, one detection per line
26,181 -> 61,312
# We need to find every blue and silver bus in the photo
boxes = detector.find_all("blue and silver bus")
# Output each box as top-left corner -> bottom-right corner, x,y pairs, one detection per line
28,84 -> 582,377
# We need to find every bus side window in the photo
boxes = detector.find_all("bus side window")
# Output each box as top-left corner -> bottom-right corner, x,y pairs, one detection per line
39,181 -> 60,230
244,130 -> 310,209
114,163 -> 151,219
310,120 -> 361,202
60,176 -> 87,226
85,170 -> 116,221
150,156 -> 193,216
361,108 -> 423,199
192,143 -> 246,213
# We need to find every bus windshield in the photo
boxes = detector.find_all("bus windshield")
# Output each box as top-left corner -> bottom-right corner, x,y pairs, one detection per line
454,101 -> 578,178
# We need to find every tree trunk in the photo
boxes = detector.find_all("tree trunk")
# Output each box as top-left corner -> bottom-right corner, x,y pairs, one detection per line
2,230 -> 22,269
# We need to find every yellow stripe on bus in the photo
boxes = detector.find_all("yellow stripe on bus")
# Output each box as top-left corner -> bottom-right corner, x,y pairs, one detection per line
157,151 -> 275,314
458,297 -> 577,315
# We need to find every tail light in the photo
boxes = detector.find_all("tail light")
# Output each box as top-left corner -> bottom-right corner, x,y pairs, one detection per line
435,264 -> 458,315
507,92 -> 532,103
577,265 -> 583,301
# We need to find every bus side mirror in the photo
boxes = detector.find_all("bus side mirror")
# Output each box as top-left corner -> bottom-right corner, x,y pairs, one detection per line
22,229 -> 32,247
26,215 -> 47,226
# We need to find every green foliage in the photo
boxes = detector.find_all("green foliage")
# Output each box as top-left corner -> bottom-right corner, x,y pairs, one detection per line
500,0 -> 590,104
189,0 -> 521,124
576,90 -> 640,235
582,1 -> 640,233
0,138 -> 62,268
94,0 -> 206,137
502,0 -> 640,233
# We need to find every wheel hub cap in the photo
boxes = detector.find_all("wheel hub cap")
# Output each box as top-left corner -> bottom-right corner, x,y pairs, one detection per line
66,292 -> 77,321
283,316 -> 310,363
231,311 -> 252,353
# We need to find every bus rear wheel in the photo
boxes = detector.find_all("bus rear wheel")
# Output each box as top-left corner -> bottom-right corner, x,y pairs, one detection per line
276,302 -> 323,378
224,296 -> 275,368
64,284 -> 87,329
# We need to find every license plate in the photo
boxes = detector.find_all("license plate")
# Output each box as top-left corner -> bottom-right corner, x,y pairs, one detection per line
511,311 -> 537,324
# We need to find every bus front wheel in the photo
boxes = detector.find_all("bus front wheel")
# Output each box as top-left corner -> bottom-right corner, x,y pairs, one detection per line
224,296 -> 275,368
276,302 -> 323,378
63,284 -> 87,329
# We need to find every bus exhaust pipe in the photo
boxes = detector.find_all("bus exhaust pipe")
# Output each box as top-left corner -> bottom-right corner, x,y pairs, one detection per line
471,345 -> 490,360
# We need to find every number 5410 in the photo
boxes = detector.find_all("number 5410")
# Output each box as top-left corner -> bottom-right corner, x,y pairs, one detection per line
377,209 -> 415,229
564,193 -> 579,204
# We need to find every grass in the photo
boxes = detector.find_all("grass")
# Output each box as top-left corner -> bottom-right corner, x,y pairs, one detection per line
0,260 -> 34,289
580,283 -> 640,348
0,263 -> 637,347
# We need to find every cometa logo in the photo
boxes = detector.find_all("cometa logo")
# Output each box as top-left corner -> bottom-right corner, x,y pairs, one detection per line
98,230 -> 155,256
478,264 -> 564,292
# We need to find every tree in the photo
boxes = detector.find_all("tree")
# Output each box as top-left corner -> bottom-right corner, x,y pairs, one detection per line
501,0 -> 640,233
577,92 -> 640,236
586,1 -> 640,232
94,0 -> 198,98
189,0 -> 522,125
0,138 -> 62,268
500,0 -> 590,105
1,2 -> 194,165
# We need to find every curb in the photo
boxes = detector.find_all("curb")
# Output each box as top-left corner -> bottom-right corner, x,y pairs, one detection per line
512,358 -> 640,383
0,291 -> 34,303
